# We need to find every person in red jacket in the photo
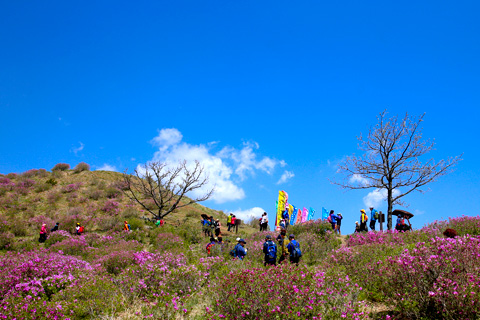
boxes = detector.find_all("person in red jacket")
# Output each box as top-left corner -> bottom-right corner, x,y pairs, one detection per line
39,223 -> 47,243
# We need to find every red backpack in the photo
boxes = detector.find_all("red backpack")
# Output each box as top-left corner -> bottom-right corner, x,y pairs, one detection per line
79,226 -> 84,233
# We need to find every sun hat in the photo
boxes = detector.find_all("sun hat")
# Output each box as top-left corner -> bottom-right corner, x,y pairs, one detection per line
239,238 -> 246,244
236,237 -> 240,241
360,209 -> 366,213
355,221 -> 359,224
265,235 -> 272,239
289,234 -> 295,238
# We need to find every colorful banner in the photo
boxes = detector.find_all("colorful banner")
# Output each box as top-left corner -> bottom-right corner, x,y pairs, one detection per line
302,207 -> 308,223
288,204 -> 293,222
290,205 -> 297,225
308,207 -> 315,221
295,208 -> 302,224
276,191 -> 287,230
322,207 -> 329,220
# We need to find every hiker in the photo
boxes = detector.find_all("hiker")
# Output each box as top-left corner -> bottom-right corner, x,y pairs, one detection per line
215,219 -> 221,237
232,238 -> 247,260
260,212 -> 269,231
354,221 -> 361,233
369,207 -> 378,231
155,219 -> 165,227
395,214 -> 411,232
263,235 -> 277,266
287,234 -> 302,265
39,223 -> 47,243
282,208 -> 290,229
227,213 -> 233,232
76,223 -> 81,235
360,209 -> 368,232
279,219 -> 286,229
328,210 -> 339,231
206,236 -> 217,255
231,215 -> 239,233
210,216 -> 217,236
201,217 -> 210,237
277,229 -> 289,264
50,222 -> 59,232
123,220 -> 130,231
336,213 -> 343,235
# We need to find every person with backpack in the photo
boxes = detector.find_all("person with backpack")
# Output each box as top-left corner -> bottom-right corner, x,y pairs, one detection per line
360,209 -> 368,232
354,221 -> 361,233
39,223 -> 47,243
76,223 -> 81,235
206,236 -> 217,255
287,234 -> 302,265
124,220 -> 130,231
263,235 -> 277,266
260,212 -> 269,231
336,213 -> 343,235
50,222 -> 59,232
369,207 -> 378,231
231,238 -> 247,260
328,210 -> 339,231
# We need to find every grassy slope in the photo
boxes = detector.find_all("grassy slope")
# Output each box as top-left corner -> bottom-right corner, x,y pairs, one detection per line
0,168 -> 257,238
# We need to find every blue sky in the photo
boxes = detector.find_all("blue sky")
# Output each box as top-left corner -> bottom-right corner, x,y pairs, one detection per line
1,1 -> 479,233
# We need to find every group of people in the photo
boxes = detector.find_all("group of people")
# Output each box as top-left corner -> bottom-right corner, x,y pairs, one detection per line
202,216 -> 223,237
229,229 -> 302,266
327,210 -> 343,235
355,207 -> 379,232
39,222 -> 59,242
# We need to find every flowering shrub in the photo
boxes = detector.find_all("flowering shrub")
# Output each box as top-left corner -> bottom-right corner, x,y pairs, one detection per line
52,163 -> 70,171
49,236 -> 90,256
155,233 -> 184,251
101,200 -> 120,215
62,182 -> 82,193
365,236 -> 480,319
0,231 -> 14,249
73,162 -> 90,173
208,264 -> 364,319
289,219 -> 333,237
45,230 -> 72,247
427,215 -> 480,236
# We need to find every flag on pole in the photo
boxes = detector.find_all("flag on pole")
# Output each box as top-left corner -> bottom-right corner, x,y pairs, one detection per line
302,207 -> 308,223
295,208 -> 302,224
322,207 -> 329,220
308,207 -> 315,220
276,191 -> 287,230
290,206 -> 297,225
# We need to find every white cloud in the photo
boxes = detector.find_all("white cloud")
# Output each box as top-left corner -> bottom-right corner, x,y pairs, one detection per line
72,142 -> 84,155
277,170 -> 295,184
143,129 -> 289,204
151,128 -> 183,151
414,209 -> 425,216
349,174 -> 369,186
229,207 -> 266,222
363,188 -> 401,208
96,164 -> 117,172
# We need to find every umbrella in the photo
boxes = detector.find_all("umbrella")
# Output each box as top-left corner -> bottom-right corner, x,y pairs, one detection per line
392,209 -> 414,219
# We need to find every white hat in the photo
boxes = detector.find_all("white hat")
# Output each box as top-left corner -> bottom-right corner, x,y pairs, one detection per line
355,221 -> 359,224
236,237 -> 240,242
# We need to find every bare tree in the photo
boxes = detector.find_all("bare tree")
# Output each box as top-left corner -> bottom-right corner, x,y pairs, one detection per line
122,160 -> 214,220
334,110 -> 462,230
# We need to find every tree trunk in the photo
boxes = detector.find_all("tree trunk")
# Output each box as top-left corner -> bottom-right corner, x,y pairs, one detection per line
387,187 -> 393,230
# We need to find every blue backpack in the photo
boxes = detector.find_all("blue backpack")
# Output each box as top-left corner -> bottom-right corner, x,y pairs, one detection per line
282,210 -> 289,220
265,241 -> 277,260
290,240 -> 302,258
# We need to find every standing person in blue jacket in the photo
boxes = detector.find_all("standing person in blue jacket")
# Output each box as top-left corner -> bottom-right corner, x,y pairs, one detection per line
287,234 -> 302,265
369,207 -> 378,231
233,238 -> 247,260
328,210 -> 339,231
263,235 -> 277,266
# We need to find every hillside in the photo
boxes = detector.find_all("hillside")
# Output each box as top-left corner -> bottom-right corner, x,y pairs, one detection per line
0,166 -> 257,241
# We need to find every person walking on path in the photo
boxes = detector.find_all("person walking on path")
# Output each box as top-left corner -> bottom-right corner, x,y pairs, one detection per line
263,235 -> 277,266
336,213 -> 343,235
233,238 -> 247,260
369,207 -> 378,231
227,213 -> 233,232
39,223 -> 47,243
360,210 -> 368,232
287,234 -> 302,265
277,229 -> 290,265
260,212 -> 269,231
230,215 -> 236,232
